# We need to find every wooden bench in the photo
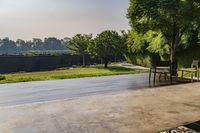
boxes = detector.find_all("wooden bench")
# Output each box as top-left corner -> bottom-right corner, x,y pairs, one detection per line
178,60 -> 199,82
149,61 -> 172,87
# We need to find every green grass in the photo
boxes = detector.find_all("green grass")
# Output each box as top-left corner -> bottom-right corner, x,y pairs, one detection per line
0,65 -> 147,84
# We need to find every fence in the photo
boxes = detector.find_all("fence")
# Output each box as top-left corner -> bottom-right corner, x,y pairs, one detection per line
0,54 -> 97,73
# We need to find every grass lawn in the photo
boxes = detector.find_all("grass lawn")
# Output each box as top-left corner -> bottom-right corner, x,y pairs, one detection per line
0,65 -> 148,84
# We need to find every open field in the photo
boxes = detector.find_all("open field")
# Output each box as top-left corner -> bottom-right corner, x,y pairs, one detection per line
0,65 -> 147,84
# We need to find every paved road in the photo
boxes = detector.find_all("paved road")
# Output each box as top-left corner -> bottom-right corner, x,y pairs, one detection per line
0,74 -> 149,106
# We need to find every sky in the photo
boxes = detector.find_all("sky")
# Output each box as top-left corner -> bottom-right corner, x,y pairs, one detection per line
0,0 -> 130,40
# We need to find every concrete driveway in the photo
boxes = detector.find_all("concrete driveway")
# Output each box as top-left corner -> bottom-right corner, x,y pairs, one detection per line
1,81 -> 200,133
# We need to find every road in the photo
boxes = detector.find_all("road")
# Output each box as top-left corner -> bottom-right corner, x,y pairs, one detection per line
0,74 -> 149,106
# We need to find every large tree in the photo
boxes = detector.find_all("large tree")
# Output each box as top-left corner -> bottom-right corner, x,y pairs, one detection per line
128,0 -> 200,74
67,34 -> 92,66
92,30 -> 123,68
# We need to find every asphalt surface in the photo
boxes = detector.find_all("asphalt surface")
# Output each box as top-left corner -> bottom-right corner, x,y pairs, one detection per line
0,74 -> 150,106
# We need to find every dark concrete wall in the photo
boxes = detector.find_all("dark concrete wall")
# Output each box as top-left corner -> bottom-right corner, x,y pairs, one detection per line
0,54 -> 97,73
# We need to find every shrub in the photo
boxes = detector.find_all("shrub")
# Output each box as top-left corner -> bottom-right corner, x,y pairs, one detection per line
23,52 -> 36,57
126,54 -> 152,68
50,52 -> 62,56
177,44 -> 200,67
0,75 -> 6,80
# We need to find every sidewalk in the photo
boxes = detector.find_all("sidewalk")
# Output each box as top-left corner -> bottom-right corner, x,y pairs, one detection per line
1,83 -> 200,133
117,63 -> 149,70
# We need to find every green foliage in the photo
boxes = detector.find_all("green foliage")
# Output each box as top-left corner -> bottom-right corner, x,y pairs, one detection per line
50,52 -> 62,56
128,0 -> 200,65
125,29 -> 169,67
145,31 -> 170,57
94,30 -> 122,58
67,34 -> 92,55
128,0 -> 200,35
23,51 -> 37,57
126,54 -> 152,67
87,39 -> 97,58
120,30 -> 129,55
126,28 -> 200,68
91,30 -> 125,68
127,30 -> 169,56
0,75 -> 6,80
127,30 -> 146,54
67,34 -> 93,66
177,43 -> 200,67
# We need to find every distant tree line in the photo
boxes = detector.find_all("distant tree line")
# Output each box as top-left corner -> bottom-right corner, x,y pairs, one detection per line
0,37 -> 70,55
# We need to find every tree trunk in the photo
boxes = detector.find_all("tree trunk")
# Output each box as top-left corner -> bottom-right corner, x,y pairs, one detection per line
170,21 -> 180,76
104,58 -> 108,68
114,56 -> 117,62
170,47 -> 178,76
82,54 -> 85,66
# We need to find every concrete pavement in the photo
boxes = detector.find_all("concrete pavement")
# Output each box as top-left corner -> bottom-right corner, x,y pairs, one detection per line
1,82 -> 200,133
0,74 -> 149,106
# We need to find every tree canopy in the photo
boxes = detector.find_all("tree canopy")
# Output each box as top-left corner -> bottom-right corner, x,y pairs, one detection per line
67,34 -> 93,66
91,30 -> 124,68
128,0 -> 200,73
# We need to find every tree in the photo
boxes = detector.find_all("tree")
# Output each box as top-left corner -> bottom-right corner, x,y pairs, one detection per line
32,38 -> 44,51
0,38 -> 17,55
67,34 -> 92,66
93,30 -> 123,68
116,31 -> 128,62
128,0 -> 200,74
44,37 -> 64,51
16,39 -> 26,53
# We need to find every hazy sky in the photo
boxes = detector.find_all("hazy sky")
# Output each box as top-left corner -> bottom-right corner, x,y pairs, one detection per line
0,0 -> 130,40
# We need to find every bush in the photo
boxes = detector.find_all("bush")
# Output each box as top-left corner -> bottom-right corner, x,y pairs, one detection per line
126,54 -> 153,68
0,75 -> 6,80
23,52 -> 36,57
50,52 -> 62,56
177,44 -> 200,67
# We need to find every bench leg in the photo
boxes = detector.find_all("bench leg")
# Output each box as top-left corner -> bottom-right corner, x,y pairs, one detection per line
170,73 -> 172,85
176,72 -> 178,81
181,71 -> 184,79
191,72 -> 194,82
164,73 -> 167,80
149,69 -> 151,81
154,72 -> 156,87
159,73 -> 161,81
149,69 -> 152,86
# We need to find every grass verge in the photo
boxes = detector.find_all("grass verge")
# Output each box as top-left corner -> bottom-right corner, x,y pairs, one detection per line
0,65 -> 148,84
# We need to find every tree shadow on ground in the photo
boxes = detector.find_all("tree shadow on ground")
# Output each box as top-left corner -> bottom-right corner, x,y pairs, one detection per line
96,66 -> 140,72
